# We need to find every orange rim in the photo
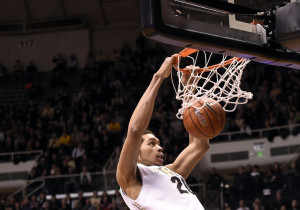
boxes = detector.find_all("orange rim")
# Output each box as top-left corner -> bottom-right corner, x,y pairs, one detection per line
173,48 -> 245,74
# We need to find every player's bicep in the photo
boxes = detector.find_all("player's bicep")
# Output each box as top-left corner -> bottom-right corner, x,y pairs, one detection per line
116,131 -> 142,188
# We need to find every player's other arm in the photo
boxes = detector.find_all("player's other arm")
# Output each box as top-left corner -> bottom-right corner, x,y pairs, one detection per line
166,135 -> 209,179
116,55 -> 176,189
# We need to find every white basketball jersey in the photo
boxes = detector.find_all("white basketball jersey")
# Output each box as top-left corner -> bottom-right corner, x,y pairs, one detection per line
120,163 -> 204,210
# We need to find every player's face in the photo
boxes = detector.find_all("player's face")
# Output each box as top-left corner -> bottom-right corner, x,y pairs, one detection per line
138,133 -> 164,166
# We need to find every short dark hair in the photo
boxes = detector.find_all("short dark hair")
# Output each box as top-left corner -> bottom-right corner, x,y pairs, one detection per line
142,129 -> 155,142
143,129 -> 155,136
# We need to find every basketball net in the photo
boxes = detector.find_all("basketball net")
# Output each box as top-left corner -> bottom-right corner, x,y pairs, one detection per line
171,48 -> 253,119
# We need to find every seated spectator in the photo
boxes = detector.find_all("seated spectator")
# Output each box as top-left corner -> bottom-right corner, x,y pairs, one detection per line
26,61 -> 38,83
270,162 -> 284,193
206,167 -> 224,209
15,201 -> 21,210
79,166 -> 93,191
107,117 -> 121,133
48,132 -> 60,152
240,121 -> 252,138
59,127 -> 72,147
13,59 -> 25,82
29,195 -> 38,209
53,53 -> 66,73
291,199 -> 300,210
59,198 -> 71,210
286,160 -> 300,193
236,199 -> 250,210
100,192 -> 113,210
64,194 -> 72,210
224,201 -> 232,210
71,191 -> 85,209
112,190 -> 127,210
265,113 -> 279,142
233,165 -> 247,201
0,62 -> 8,82
269,190 -> 289,210
80,153 -> 96,172
38,193 -> 46,209
90,190 -> 101,207
67,54 -> 77,73
64,165 -> 78,193
49,194 -> 60,209
84,198 -> 94,210
72,142 -> 85,160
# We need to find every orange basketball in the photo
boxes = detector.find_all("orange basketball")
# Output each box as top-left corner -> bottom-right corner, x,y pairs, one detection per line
183,98 -> 226,139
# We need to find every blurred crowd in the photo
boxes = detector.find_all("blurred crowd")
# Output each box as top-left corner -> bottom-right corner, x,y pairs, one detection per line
0,34 -> 299,209
205,160 -> 300,210
1,190 -> 129,210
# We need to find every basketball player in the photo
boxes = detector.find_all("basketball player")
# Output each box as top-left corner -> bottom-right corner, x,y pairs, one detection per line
116,54 -> 209,210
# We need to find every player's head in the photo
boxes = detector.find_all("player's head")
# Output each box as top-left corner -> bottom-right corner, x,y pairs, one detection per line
138,129 -> 164,166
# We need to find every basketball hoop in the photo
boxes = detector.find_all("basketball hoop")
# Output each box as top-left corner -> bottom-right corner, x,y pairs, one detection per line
171,48 -> 253,119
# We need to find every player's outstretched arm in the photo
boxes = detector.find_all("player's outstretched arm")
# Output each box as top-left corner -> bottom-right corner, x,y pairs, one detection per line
116,55 -> 176,190
166,70 -> 209,179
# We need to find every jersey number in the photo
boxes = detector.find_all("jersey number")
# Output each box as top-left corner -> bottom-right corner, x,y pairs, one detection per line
171,176 -> 194,194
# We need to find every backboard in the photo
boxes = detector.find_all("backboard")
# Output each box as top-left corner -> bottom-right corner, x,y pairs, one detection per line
139,0 -> 300,70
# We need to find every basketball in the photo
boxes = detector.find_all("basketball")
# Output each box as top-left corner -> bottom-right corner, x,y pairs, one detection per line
183,98 -> 226,139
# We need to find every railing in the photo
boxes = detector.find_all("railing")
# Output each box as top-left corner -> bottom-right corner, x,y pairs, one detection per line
217,123 -> 300,141
103,146 -> 120,171
8,171 -> 206,204
7,179 -> 45,202
0,150 -> 43,163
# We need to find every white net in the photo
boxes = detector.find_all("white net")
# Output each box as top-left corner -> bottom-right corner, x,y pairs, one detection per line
171,49 -> 253,119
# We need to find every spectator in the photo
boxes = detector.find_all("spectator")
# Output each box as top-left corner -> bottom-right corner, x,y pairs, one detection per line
233,165 -> 246,201
265,113 -> 279,142
112,190 -> 127,210
291,199 -> 300,210
206,167 -> 224,209
270,162 -> 284,193
90,190 -> 101,207
13,59 -> 25,82
270,190 -> 289,210
100,192 -> 113,210
59,198 -> 71,210
38,193 -> 46,209
107,117 -> 121,134
84,198 -> 94,210
67,54 -> 77,73
80,153 -> 96,172
72,142 -> 85,160
224,201 -> 232,210
53,54 -> 66,73
49,194 -> 60,209
250,165 -> 263,198
48,132 -> 60,152
26,61 -> 38,83
72,191 -> 85,209
236,199 -> 250,210
52,54 -> 66,86
0,62 -> 8,82
29,195 -> 38,209
15,201 -> 21,210
64,165 -> 78,193
6,197 -> 15,210
42,103 -> 54,120
79,166 -> 93,191
59,127 -> 72,147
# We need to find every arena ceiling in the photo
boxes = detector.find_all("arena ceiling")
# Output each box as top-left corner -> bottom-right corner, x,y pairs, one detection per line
0,0 -> 140,27
0,0 -> 290,28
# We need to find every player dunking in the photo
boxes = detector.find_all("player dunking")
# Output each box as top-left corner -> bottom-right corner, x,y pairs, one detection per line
116,54 -> 209,210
